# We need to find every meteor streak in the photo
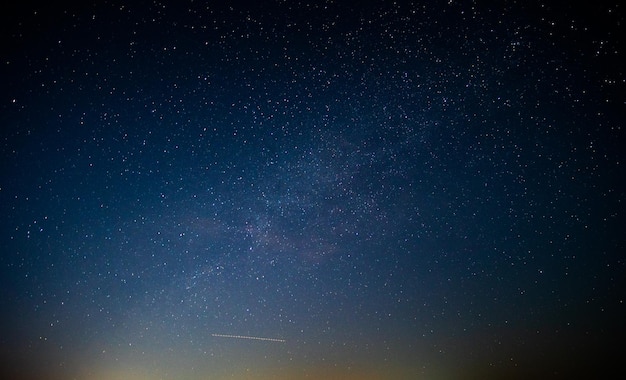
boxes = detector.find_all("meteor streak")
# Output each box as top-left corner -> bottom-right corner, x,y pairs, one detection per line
211,333 -> 286,343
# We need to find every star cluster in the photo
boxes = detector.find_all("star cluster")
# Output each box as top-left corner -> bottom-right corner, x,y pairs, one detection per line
1,1 -> 624,379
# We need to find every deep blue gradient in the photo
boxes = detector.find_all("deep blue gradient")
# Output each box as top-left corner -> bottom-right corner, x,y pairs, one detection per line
1,1 -> 624,379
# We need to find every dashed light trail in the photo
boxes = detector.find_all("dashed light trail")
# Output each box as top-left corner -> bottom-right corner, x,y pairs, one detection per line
211,333 -> 286,343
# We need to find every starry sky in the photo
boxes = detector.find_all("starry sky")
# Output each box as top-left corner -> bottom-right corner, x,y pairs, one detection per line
0,1 -> 624,379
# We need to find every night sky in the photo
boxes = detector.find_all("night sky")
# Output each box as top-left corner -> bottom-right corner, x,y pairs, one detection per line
1,1 -> 624,379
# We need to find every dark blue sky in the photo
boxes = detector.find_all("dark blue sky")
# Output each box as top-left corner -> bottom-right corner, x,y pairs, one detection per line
1,1 -> 624,379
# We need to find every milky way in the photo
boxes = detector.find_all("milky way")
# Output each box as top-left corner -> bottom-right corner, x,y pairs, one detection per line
0,1 -> 624,379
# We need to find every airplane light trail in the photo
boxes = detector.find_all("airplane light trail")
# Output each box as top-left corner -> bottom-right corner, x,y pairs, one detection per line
211,333 -> 286,343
